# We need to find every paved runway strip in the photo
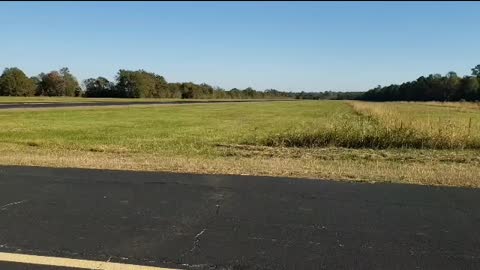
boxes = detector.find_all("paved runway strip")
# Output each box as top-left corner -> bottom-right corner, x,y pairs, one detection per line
0,165 -> 479,269
0,100 -> 291,111
0,252 -> 177,270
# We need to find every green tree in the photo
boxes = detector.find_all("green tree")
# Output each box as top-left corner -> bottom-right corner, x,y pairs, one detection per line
60,67 -> 82,96
167,83 -> 182,98
228,88 -> 241,99
471,64 -> 480,77
36,68 -> 81,96
179,82 -> 196,99
463,76 -> 480,101
361,69 -> 480,102
84,77 -> 115,97
30,76 -> 41,95
0,67 -> 36,96
444,71 -> 461,100
154,74 -> 168,98
213,86 -> 227,99
243,87 -> 256,99
38,71 -> 65,96
115,69 -> 165,98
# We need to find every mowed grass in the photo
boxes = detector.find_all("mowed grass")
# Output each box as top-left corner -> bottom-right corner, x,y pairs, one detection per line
0,101 -> 335,154
0,100 -> 479,187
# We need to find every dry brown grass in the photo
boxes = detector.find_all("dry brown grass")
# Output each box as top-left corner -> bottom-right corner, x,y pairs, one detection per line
251,101 -> 480,149
420,101 -> 480,111
1,143 -> 479,188
346,101 -> 480,149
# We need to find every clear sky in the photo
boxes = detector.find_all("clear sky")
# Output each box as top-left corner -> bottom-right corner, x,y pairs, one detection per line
1,1 -> 479,92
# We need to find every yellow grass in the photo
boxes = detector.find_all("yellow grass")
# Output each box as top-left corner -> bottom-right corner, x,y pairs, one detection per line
0,143 -> 478,187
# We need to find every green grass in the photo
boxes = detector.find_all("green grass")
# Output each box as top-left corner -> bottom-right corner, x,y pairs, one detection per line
0,101 -> 335,155
0,100 -> 479,187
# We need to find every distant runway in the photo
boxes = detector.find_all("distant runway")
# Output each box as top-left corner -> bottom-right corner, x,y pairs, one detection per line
0,100 -> 292,111
0,165 -> 479,269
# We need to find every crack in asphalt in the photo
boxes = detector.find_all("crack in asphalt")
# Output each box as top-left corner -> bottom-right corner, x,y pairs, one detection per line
0,200 -> 28,211
190,229 -> 207,253
179,195 -> 226,266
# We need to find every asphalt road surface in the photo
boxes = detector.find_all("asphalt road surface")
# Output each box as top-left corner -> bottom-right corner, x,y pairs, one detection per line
0,100 -> 288,110
0,262 -> 81,270
0,166 -> 479,270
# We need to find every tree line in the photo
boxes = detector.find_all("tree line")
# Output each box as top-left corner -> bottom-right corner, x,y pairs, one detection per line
0,67 -> 82,97
295,91 -> 363,100
0,67 -> 300,99
3,65 -> 480,101
85,70 -> 300,99
360,64 -> 480,101
0,66 -> 369,100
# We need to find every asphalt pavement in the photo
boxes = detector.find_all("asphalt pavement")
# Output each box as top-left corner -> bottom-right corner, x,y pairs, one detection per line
0,165 -> 479,269
0,100 -> 289,110
0,262 -> 81,270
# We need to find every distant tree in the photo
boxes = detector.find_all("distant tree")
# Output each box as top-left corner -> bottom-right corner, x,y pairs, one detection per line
472,64 -> 480,77
154,74 -> 168,98
242,87 -> 256,99
115,69 -> 166,98
361,65 -> 480,101
213,86 -> 227,99
36,68 -> 80,96
179,82 -> 196,99
463,76 -> 480,101
0,67 -> 36,96
84,77 -> 116,97
228,88 -> 242,99
427,74 -> 444,100
33,73 -> 46,96
444,71 -> 460,100
115,70 -> 135,97
38,71 -> 66,96
167,83 -> 182,98
60,67 -> 82,96
28,76 -> 41,96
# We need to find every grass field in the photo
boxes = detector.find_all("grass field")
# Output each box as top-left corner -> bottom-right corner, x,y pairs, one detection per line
0,99 -> 479,187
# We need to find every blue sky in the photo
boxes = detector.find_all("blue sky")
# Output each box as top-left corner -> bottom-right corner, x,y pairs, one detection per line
1,2 -> 479,92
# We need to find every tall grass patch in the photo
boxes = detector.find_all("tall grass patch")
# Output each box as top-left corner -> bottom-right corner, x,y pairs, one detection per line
250,101 -> 480,149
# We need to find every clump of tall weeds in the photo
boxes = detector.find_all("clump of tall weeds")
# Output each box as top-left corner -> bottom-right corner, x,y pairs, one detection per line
250,102 -> 480,149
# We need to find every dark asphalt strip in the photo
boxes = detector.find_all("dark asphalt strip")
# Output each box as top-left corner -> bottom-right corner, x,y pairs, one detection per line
0,262 -> 83,270
0,165 -> 479,270
0,100 -> 292,110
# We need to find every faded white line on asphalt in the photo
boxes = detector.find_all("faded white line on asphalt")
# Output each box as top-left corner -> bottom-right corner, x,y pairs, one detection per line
0,252 -> 179,270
